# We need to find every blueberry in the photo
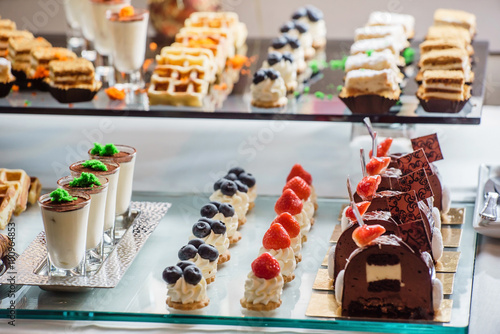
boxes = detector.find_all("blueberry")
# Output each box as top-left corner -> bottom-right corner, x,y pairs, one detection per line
198,244 -> 219,262
211,220 -> 226,235
266,52 -> 282,66
228,167 -> 245,176
292,7 -> 307,20
176,260 -> 196,271
306,6 -> 323,22
239,172 -> 256,188
192,220 -> 212,238
280,21 -> 295,33
271,36 -> 287,50
162,265 -> 183,284
183,265 -> 203,285
220,179 -> 238,196
266,68 -> 280,81
285,35 -> 300,49
294,21 -> 309,34
282,52 -> 294,63
252,69 -> 267,85
219,203 -> 235,217
178,244 -> 198,261
234,180 -> 249,193
200,203 -> 218,218
199,217 -> 216,226
188,238 -> 205,249
224,173 -> 238,181
209,201 -> 221,208
215,178 -> 226,191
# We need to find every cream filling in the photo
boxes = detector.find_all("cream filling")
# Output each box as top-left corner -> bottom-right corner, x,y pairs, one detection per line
167,277 -> 207,304
209,189 -> 249,221
243,272 -> 283,305
345,69 -> 399,94
263,59 -> 297,86
250,77 -> 287,103
247,185 -> 257,203
422,90 -> 464,100
366,263 -> 401,282
303,198 -> 315,220
212,212 -> 238,239
368,11 -> 415,37
424,82 -> 463,92
290,234 -> 302,257
259,247 -> 296,277
345,50 -> 401,75
189,254 -> 217,280
350,36 -> 400,56
355,25 -> 408,51
294,210 -> 311,237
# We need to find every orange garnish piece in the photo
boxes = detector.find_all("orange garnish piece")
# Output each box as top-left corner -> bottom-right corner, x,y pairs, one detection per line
105,87 -> 126,100
119,6 -> 135,18
142,58 -> 153,72
213,83 -> 227,90
149,42 -> 158,51
227,55 -> 248,69
27,82 -> 32,88
11,85 -> 19,92
54,51 -> 69,61
32,65 -> 49,79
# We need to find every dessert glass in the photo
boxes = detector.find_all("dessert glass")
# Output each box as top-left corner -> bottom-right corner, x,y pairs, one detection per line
38,192 -> 91,277
80,0 -> 97,62
63,0 -> 85,55
89,0 -> 130,86
89,145 -> 136,218
57,176 -> 109,273
70,160 -> 120,252
106,8 -> 149,90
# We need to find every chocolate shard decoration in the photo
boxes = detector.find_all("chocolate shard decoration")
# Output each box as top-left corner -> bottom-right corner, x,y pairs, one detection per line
398,168 -> 434,202
386,190 -> 422,224
397,148 -> 433,176
398,219 -> 433,254
411,133 -> 443,163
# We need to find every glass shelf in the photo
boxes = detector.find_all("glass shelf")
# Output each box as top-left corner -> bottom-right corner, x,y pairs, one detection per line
0,35 -> 488,125
0,192 -> 476,333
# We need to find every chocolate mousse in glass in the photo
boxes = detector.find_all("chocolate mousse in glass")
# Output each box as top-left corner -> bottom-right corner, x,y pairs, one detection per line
89,145 -> 136,218
70,160 -> 120,251
38,191 -> 91,277
57,175 -> 109,273
107,6 -> 149,90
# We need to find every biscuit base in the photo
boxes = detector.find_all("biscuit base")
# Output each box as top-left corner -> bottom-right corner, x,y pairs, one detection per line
248,201 -> 255,211
167,297 -> 209,310
283,273 -> 295,283
295,253 -> 302,263
304,47 -> 316,61
217,250 -> 231,265
313,38 -> 327,50
206,276 -> 215,284
251,96 -> 288,109
229,231 -> 242,244
238,216 -> 247,227
302,235 -> 308,243
310,217 -> 315,226
240,298 -> 282,311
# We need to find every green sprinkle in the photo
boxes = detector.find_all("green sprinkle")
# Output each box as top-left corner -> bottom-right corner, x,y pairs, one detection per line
327,94 -> 333,100
396,100 -> 402,106
293,91 -> 300,97
50,188 -> 77,203
322,60 -> 329,68
69,172 -> 102,188
303,86 -> 310,94
24,100 -> 31,106
91,142 -> 120,156
309,59 -> 320,74
337,85 -> 343,93
329,56 -> 348,71
366,49 -> 374,57
403,47 -> 416,66
82,159 -> 108,171
315,91 -> 325,99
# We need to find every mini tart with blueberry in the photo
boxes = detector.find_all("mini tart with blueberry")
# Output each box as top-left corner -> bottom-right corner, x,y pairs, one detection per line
262,52 -> 298,94
178,239 -> 219,284
210,178 -> 250,226
190,218 -> 231,265
222,167 -> 257,211
250,68 -> 288,109
201,201 -> 241,244
280,20 -> 315,60
292,5 -> 327,50
269,34 -> 307,74
162,262 -> 209,310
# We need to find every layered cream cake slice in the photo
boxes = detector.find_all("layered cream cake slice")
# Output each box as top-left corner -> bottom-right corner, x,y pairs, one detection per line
0,30 -> 33,57
28,47 -> 77,80
0,19 -> 16,31
434,9 -> 476,37
344,50 -> 403,82
426,25 -> 471,46
417,48 -> 473,83
419,38 -> 473,56
350,37 -> 405,67
47,58 -> 100,90
7,37 -> 51,75
417,70 -> 471,101
341,68 -> 401,98
366,11 -> 415,39
355,25 -> 409,51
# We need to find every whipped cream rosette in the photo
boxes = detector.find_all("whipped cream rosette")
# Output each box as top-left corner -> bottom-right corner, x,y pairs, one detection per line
190,217 -> 230,265
163,261 -> 209,310
250,68 -> 288,109
201,201 -> 240,244
269,34 -> 306,74
210,178 -> 249,226
263,51 -> 297,94
259,224 -> 296,283
178,239 -> 219,284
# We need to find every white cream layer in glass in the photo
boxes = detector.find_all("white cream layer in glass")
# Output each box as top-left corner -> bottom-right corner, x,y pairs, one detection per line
89,0 -> 130,56
115,155 -> 136,215
81,1 -> 95,41
84,189 -> 108,249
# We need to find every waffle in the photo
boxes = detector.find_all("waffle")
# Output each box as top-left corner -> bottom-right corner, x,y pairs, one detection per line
28,47 -> 77,79
0,30 -> 33,57
434,9 -> 476,37
148,75 -> 208,107
47,57 -> 98,89
0,168 -> 30,216
8,37 -> 51,73
28,176 -> 42,205
0,184 -> 16,229
156,46 -> 216,82
153,64 -> 210,82
185,12 -> 248,48
0,19 -> 16,31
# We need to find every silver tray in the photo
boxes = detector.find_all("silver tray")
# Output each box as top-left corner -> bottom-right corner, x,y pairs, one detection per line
0,201 -> 170,289
473,165 -> 500,238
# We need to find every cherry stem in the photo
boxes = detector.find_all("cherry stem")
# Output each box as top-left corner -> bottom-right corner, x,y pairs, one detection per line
347,176 -> 364,226
360,148 -> 367,177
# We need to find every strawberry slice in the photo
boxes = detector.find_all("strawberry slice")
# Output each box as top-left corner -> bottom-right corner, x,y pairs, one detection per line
283,176 -> 311,200
275,189 -> 303,215
272,212 -> 301,238
352,224 -> 386,247
366,156 -> 391,176
369,137 -> 393,158
356,175 -> 381,201
263,223 -> 291,250
286,164 -> 313,185
345,201 -> 371,221
251,252 -> 281,279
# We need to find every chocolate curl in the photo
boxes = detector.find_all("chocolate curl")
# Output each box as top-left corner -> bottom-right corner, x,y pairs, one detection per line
347,176 -> 364,226
360,148 -> 367,177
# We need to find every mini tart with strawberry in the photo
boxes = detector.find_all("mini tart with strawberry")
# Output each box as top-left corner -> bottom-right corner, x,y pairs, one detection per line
272,212 -> 302,262
259,224 -> 297,283
275,189 -> 311,243
210,178 -> 250,226
178,239 -> 219,284
241,252 -> 284,311
287,164 -> 317,211
283,176 -> 315,223
201,201 -> 241,244
163,261 -> 209,310
222,167 -> 257,211
190,218 -> 230,265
